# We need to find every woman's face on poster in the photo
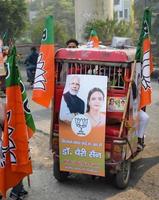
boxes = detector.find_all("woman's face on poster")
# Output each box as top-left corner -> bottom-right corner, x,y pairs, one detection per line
89,91 -> 104,111
109,98 -> 114,105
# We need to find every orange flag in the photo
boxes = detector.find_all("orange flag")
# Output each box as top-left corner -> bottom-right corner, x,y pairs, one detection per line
0,47 -> 33,197
88,29 -> 99,48
135,9 -> 153,109
32,16 -> 55,108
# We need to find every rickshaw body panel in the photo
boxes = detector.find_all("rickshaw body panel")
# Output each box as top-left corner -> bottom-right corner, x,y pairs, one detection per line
55,48 -> 135,63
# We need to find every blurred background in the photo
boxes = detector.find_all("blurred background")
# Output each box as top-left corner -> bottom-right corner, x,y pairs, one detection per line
0,0 -> 158,74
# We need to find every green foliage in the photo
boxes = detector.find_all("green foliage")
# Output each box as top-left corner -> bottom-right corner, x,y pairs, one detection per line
29,0 -> 43,11
31,16 -> 68,46
54,22 -> 68,47
84,18 -> 134,44
0,0 -> 27,44
134,0 -> 159,39
135,0 -> 159,66
29,0 -> 75,46
30,14 -> 45,44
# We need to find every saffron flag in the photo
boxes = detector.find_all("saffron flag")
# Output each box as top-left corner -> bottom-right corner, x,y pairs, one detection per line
88,29 -> 99,48
0,47 -> 34,197
32,15 -> 55,107
135,8 -> 153,109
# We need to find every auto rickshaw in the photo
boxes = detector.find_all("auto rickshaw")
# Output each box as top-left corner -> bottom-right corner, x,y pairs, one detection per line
51,46 -> 142,189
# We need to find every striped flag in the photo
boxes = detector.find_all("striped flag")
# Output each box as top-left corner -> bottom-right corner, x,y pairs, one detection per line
135,8 -> 153,109
0,46 -> 34,197
88,29 -> 99,48
32,16 -> 55,108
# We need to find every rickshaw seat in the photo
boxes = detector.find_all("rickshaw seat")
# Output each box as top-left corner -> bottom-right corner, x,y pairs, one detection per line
106,125 -> 120,137
106,118 -> 121,125
68,67 -> 80,74
68,66 -> 85,74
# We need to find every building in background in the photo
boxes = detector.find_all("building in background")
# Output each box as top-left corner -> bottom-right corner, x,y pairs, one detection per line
75,0 -> 114,43
114,0 -> 134,22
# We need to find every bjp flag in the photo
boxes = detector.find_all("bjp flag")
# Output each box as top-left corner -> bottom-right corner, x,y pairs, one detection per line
32,15 -> 55,108
135,8 -> 154,109
88,29 -> 99,48
0,47 -> 34,197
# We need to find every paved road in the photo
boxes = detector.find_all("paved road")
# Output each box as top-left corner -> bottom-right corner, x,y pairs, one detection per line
21,67 -> 52,135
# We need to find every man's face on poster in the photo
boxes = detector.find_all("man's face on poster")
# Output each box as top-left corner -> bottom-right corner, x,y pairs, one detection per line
69,76 -> 80,95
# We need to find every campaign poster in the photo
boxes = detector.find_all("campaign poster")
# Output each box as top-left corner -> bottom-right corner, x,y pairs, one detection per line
107,96 -> 126,112
59,75 -> 107,176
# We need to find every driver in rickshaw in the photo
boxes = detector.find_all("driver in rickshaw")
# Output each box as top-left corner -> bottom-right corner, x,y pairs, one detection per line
66,39 -> 79,48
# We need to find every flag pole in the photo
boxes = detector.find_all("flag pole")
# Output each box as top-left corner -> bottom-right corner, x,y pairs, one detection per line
118,60 -> 136,138
27,175 -> 31,187
49,100 -> 54,150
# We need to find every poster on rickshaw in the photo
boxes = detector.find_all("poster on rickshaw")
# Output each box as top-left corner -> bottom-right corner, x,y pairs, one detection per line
107,96 -> 126,112
59,75 -> 107,176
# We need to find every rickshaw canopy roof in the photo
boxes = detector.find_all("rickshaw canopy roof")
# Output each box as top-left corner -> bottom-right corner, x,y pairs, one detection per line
55,47 -> 136,63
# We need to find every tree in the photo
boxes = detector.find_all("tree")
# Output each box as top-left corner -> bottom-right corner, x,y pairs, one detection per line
84,18 -> 135,44
135,0 -> 159,67
0,0 -> 27,44
29,0 -> 75,46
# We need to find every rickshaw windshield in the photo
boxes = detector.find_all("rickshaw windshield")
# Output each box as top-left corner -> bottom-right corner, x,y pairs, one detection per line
55,60 -> 131,90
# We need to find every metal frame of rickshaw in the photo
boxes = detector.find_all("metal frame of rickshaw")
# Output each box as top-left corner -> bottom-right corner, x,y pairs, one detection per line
51,48 -> 140,189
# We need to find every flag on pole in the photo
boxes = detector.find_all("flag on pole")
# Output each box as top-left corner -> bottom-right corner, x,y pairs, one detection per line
135,8 -> 154,109
32,15 -> 55,108
0,47 -> 34,197
88,29 -> 99,48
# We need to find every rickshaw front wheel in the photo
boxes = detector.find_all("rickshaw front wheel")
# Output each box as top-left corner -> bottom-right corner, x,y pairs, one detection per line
114,159 -> 131,189
53,159 -> 69,182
